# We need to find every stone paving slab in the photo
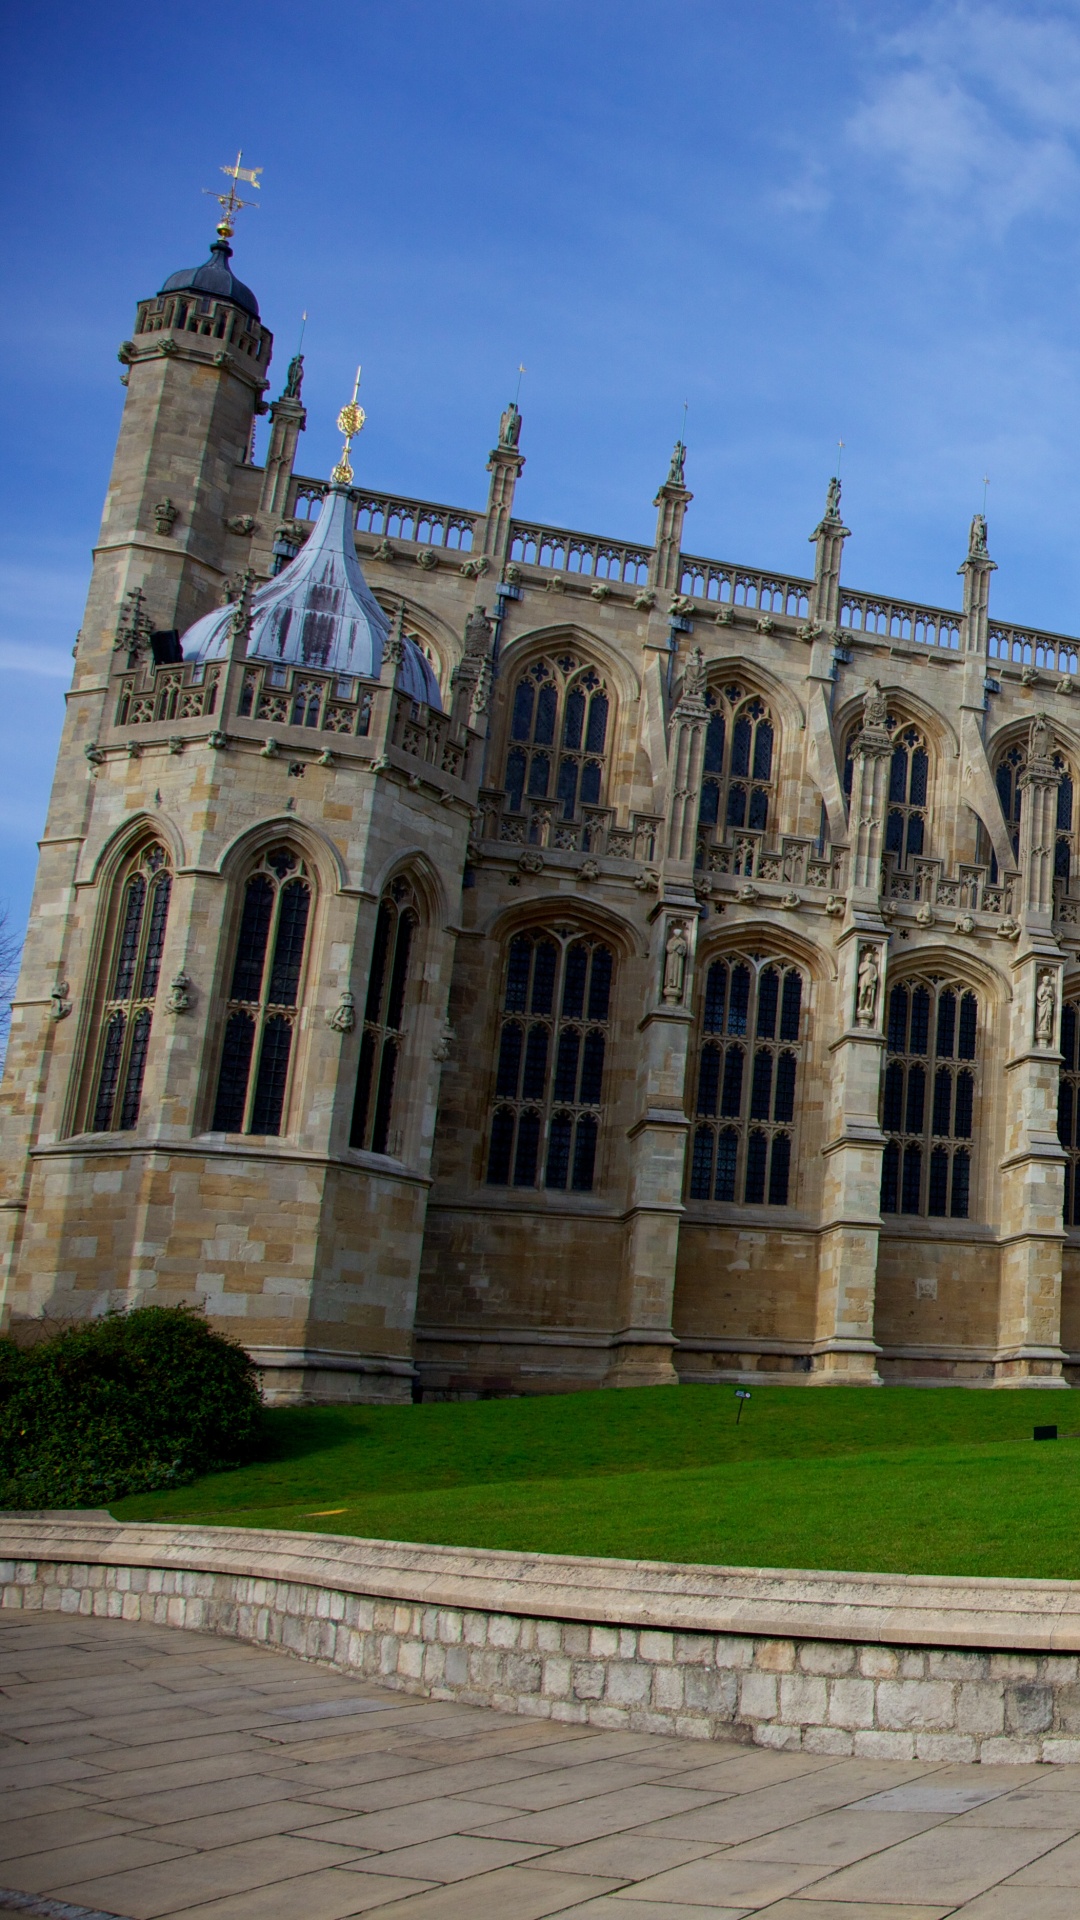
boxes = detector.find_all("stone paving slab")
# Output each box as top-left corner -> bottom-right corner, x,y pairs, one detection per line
4,1611 -> 1080,1916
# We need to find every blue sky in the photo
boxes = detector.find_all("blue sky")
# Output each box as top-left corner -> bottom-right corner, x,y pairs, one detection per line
6,1 -> 1080,942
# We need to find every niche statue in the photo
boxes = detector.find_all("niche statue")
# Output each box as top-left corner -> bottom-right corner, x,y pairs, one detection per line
1036,969 -> 1057,1049
855,945 -> 880,1028
662,921 -> 690,1004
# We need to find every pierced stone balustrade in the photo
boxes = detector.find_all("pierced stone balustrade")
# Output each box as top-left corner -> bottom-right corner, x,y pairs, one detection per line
284,482 -> 480,557
883,856 -> 1014,919
237,662 -> 374,737
700,830 -> 846,894
476,790 -> 660,863
388,692 -> 475,783
507,522 -> 652,585
114,662 -> 223,728
989,624 -> 1080,677
840,592 -> 961,651
678,558 -> 811,618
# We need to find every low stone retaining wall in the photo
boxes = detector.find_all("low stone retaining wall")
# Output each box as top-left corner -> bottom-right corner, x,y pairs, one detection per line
6,1518 -> 1080,1765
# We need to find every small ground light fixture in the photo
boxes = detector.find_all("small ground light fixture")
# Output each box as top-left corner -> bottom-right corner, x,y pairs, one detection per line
735,1389 -> 752,1424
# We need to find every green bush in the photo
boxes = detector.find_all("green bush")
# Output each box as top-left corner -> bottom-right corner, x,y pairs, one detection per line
0,1305 -> 263,1509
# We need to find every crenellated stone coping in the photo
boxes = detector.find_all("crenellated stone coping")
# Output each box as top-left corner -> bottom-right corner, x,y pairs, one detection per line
7,1518 -> 1080,1764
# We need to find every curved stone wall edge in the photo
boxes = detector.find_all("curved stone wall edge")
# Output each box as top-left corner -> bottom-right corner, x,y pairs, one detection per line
4,1519 -> 1080,1764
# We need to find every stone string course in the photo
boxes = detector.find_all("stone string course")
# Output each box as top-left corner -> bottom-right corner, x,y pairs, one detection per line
7,1548 -> 1080,1767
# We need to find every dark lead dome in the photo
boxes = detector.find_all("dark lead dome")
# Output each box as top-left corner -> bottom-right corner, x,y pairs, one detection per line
159,236 -> 259,319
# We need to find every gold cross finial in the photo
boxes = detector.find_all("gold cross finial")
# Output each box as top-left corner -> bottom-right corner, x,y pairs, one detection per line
204,150 -> 262,241
332,366 -> 365,485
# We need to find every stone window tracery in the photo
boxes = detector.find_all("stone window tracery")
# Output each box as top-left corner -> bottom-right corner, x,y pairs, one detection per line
843,715 -> 929,866
504,656 -> 610,820
211,847 -> 312,1137
687,953 -> 804,1207
486,929 -> 613,1193
698,685 -> 775,835
1058,997 -> 1080,1226
350,879 -> 419,1156
987,745 -> 1073,882
88,842 -> 172,1133
995,744 -> 1025,870
290,680 -> 324,728
880,976 -> 977,1219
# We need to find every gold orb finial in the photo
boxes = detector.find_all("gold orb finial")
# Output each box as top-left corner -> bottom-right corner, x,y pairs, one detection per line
331,366 -> 365,485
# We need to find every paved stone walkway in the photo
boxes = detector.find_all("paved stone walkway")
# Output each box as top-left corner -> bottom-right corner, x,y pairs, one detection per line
3,1613 -> 1080,1918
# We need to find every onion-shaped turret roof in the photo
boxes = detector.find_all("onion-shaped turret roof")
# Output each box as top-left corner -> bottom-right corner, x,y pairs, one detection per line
159,236 -> 260,320
179,484 -> 441,708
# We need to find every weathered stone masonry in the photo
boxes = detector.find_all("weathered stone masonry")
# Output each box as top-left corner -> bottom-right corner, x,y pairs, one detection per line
7,1523 -> 1080,1765
7,216 -> 1080,1396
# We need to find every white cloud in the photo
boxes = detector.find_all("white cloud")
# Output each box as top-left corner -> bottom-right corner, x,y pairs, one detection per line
846,3 -> 1080,229
0,642 -> 73,680
0,550 -> 89,682
772,157 -> 831,217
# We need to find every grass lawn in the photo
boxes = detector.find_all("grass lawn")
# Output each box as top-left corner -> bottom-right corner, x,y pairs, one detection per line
113,1384 -> 1080,1580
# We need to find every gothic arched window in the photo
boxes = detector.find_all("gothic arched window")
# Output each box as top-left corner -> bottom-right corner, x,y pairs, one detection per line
504,656 -> 610,820
698,685 -> 775,836
1057,758 -> 1075,883
995,745 -> 1024,871
211,847 -> 312,1136
350,878 -> 419,1156
986,745 -> 1073,883
290,680 -> 323,728
843,715 -> 929,867
687,953 -> 804,1207
88,842 -> 172,1133
486,929 -> 614,1192
885,727 -> 929,864
1059,996 -> 1080,1226
881,976 -> 977,1219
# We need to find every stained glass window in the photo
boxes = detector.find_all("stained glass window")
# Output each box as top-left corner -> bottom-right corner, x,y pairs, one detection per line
504,656 -> 610,823
843,715 -> 931,869
698,685 -> 775,841
687,953 -> 803,1207
486,930 -> 613,1192
211,848 -> 312,1136
88,843 -> 171,1133
1059,997 -> 1080,1227
881,976 -> 977,1219
351,878 -> 419,1156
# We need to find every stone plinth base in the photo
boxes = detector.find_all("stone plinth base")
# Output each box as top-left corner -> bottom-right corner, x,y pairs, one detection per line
249,1347 -> 415,1407
805,1347 -> 883,1386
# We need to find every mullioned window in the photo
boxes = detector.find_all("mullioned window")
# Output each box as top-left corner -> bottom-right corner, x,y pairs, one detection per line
504,656 -> 610,821
87,842 -> 172,1133
486,929 -> 613,1193
698,685 -> 775,836
686,952 -> 804,1207
351,878 -> 419,1156
843,715 -> 930,867
1058,997 -> 1080,1227
986,744 -> 1073,883
211,848 -> 312,1136
880,977 -> 977,1219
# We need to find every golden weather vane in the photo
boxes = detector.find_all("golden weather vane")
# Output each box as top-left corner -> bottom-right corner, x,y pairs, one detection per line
332,367 -> 366,484
204,150 -> 262,241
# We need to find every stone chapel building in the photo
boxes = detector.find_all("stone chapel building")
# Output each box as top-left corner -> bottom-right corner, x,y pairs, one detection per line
1,216 -> 1077,1398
